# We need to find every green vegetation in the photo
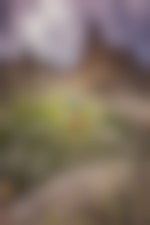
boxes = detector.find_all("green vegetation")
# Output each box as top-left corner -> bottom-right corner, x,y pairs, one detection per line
0,90 -> 135,189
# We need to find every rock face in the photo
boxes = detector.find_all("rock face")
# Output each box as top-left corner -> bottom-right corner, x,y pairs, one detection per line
1,159 -> 150,225
0,0 -> 150,67
3,160 -> 136,225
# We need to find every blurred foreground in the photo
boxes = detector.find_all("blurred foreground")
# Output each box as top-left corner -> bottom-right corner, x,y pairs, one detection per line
0,0 -> 150,223
0,57 -> 150,224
